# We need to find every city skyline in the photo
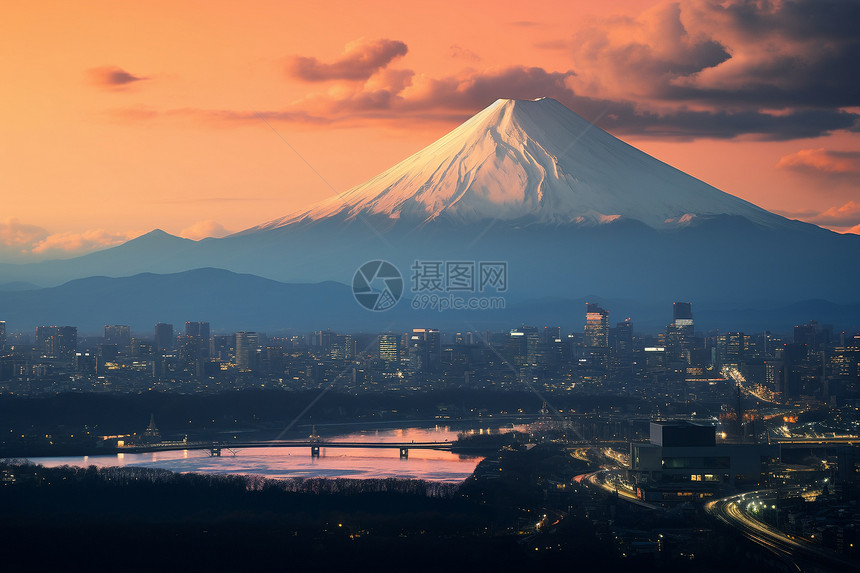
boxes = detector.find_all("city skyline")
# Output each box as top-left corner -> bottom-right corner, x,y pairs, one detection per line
2,0 -> 859,260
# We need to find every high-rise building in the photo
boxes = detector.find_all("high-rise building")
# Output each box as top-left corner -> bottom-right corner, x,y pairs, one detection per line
36,326 -> 58,356
330,335 -> 356,360
104,325 -> 131,354
154,323 -> 174,354
794,320 -> 831,353
313,330 -> 335,353
585,303 -> 609,371
0,320 -> 5,352
584,303 -> 609,348
183,321 -> 210,360
409,328 -> 441,372
235,331 -> 259,372
666,302 -> 694,362
35,325 -> 77,359
672,302 -> 694,335
725,332 -> 745,365
613,318 -> 634,370
378,334 -> 400,364
56,326 -> 77,360
510,326 -> 540,368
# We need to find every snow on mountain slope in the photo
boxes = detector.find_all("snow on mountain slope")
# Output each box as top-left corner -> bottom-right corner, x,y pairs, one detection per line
251,97 -> 785,231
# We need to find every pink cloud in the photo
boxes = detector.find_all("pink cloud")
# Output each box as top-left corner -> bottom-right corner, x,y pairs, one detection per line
0,218 -> 48,248
30,229 -> 141,256
776,149 -> 860,177
179,220 -> 231,240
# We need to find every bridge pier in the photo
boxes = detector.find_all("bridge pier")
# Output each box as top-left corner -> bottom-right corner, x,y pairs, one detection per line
311,445 -> 320,457
209,446 -> 222,457
400,447 -> 408,459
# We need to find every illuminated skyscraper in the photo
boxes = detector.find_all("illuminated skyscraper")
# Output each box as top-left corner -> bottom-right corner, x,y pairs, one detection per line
409,328 -> 441,372
378,334 -> 400,364
34,325 -> 76,359
585,303 -> 609,371
510,326 -> 540,367
0,320 -> 5,352
36,326 -> 58,356
330,335 -> 356,360
584,303 -> 609,348
235,331 -> 259,371
666,302 -> 694,361
672,302 -> 694,336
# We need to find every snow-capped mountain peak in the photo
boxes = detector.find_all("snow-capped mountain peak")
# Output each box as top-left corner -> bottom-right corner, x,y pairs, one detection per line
253,97 -> 783,231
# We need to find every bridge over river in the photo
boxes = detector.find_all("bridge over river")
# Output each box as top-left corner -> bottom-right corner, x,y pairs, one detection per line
122,439 -> 455,459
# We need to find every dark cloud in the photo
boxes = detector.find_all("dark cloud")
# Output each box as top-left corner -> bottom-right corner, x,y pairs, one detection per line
117,7 -> 860,142
287,38 -> 407,82
564,0 -> 860,112
598,107 -> 859,141
113,63 -> 859,140
87,66 -> 147,88
709,0 -> 860,42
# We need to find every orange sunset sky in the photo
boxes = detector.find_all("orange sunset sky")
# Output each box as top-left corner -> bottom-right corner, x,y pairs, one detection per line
1,0 -> 858,261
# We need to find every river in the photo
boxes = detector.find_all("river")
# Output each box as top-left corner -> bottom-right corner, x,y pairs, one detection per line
29,425 -> 498,483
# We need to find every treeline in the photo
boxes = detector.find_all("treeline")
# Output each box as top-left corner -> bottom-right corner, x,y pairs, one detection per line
2,459 -> 457,498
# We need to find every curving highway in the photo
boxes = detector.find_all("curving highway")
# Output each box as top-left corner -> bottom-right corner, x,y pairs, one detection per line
706,490 -> 858,572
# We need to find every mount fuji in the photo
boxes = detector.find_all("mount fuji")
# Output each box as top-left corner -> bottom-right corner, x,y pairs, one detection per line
2,97 -> 859,329
251,97 -> 783,231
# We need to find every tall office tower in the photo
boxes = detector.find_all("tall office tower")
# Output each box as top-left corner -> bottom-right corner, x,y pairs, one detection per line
672,302 -> 694,336
409,328 -> 441,371
778,343 -> 808,398
793,320 -> 831,353
585,303 -> 609,348
330,335 -> 356,360
724,332 -> 746,365
510,326 -> 540,367
35,326 -> 59,356
212,334 -> 232,361
235,331 -> 259,371
666,302 -> 694,362
56,326 -> 77,360
104,325 -> 131,354
0,321 -> 5,352
184,321 -> 211,360
378,333 -> 401,364
614,318 -> 634,369
585,303 -> 609,370
154,323 -> 174,354
313,330 -> 335,353
542,326 -> 562,345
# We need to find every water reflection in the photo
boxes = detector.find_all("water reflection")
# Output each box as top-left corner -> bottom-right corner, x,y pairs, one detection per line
31,426 -> 484,484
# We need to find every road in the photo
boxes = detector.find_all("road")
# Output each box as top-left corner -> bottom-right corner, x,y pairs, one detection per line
706,490 -> 858,572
